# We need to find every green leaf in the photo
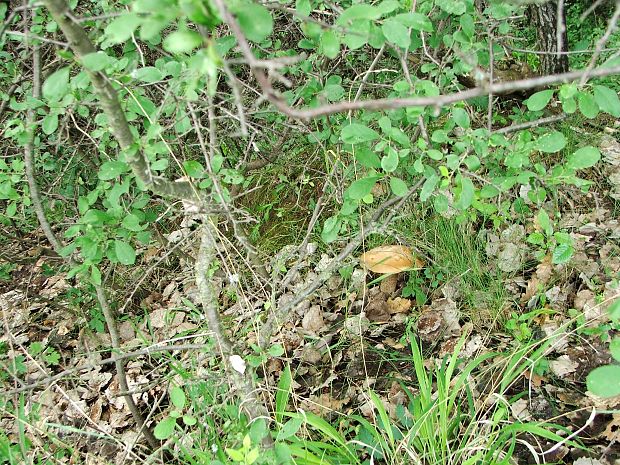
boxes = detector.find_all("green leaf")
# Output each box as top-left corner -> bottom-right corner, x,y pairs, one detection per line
537,209 -> 553,236
104,13 -> 142,44
153,416 -> 176,440
42,114 -> 58,135
609,298 -> 620,323
321,30 -> 340,59
114,240 -> 136,265
610,337 -> 620,362
565,146 -> 600,170
526,90 -> 554,112
527,232 -> 545,245
226,448 -> 245,462
183,160 -> 205,178
381,147 -> 399,172
296,0 -> 311,17
455,176 -> 474,210
352,147 -> 380,169
132,66 -> 163,83
452,107 -> 470,128
277,418 -> 303,441
91,265 -> 102,285
337,5 -> 381,24
99,161 -> 130,180
393,12 -> 433,32
347,176 -> 380,200
578,91 -> 599,119
535,131 -> 566,153
81,52 -> 114,71
170,386 -> 186,410
420,173 -> 439,202
382,19 -> 410,48
552,243 -> 573,264
435,0 -> 466,15
163,30 -> 202,54
433,193 -> 449,213
479,184 -> 499,198
42,67 -> 70,102
389,177 -> 408,197
341,123 -> 380,144
234,3 -> 273,42
122,214 -> 144,232
586,365 -> 620,398
594,85 -> 620,117
321,215 -> 341,243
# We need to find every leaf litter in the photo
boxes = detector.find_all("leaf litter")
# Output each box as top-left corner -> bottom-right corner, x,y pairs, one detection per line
3,185 -> 620,463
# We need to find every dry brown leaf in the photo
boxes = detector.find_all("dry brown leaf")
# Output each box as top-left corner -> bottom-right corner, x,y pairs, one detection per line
302,305 -> 325,333
417,311 -> 443,341
387,297 -> 412,314
601,413 -> 620,442
359,245 -> 422,273
366,299 -> 389,322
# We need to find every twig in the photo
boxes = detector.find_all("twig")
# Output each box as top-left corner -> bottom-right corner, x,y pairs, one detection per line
94,285 -> 160,449
487,32 -> 495,132
580,0 -> 620,85
7,343 -> 214,395
580,0 -> 606,21
5,30 -> 69,46
212,0 -> 620,119
0,82 -> 20,120
492,114 -> 567,134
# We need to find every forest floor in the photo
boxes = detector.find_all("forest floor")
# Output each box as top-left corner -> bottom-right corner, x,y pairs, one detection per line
2,133 -> 620,464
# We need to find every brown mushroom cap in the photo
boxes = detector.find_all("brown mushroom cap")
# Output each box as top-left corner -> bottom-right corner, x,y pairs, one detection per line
359,245 -> 422,273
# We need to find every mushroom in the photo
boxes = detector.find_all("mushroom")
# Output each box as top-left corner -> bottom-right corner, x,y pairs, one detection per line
359,245 -> 423,274
359,245 -> 424,297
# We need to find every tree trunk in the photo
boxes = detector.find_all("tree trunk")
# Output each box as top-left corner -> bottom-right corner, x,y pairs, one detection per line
528,1 -> 570,75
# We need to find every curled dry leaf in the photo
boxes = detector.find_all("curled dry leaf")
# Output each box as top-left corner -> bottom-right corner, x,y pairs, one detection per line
359,245 -> 423,273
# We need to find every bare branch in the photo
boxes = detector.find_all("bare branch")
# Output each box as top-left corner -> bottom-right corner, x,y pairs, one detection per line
213,0 -> 620,120
580,0 -> 620,85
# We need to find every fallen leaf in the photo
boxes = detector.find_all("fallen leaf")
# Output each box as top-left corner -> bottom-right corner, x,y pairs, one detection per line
302,305 -> 325,333
386,297 -> 412,314
417,311 -> 443,341
550,355 -> 578,378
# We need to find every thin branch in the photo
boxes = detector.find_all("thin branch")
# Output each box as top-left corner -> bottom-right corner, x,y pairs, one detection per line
41,0 -> 203,203
492,114 -> 567,134
7,343 -> 213,395
95,285 -> 160,450
580,0 -> 620,85
213,0 -> 620,119
5,30 -> 69,46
